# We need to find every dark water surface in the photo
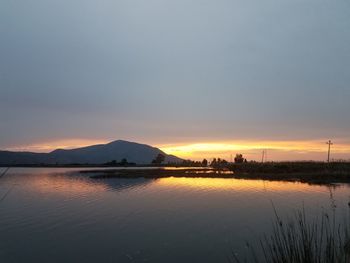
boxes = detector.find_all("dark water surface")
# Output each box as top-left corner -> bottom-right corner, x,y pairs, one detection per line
0,168 -> 349,263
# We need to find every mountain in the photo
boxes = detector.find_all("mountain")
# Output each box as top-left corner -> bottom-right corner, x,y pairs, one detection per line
0,140 -> 183,165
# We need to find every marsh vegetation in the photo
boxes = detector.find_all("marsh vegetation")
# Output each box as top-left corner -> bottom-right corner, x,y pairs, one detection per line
231,204 -> 350,263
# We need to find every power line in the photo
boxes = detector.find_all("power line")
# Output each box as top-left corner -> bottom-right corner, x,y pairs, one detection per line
261,150 -> 267,163
326,140 -> 333,163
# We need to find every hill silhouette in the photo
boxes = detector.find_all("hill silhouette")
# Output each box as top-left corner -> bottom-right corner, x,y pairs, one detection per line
0,140 -> 182,165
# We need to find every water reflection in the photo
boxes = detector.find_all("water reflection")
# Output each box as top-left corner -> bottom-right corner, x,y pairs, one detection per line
155,176 -> 343,193
1,168 -> 350,263
0,168 -> 156,196
95,177 -> 156,192
28,173 -> 109,195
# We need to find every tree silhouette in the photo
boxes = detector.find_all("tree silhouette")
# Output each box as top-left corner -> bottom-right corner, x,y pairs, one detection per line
202,159 -> 208,167
105,160 -> 117,166
234,154 -> 245,164
152,154 -> 165,165
120,158 -> 128,165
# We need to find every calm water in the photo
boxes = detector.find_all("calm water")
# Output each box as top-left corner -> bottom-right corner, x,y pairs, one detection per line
1,168 -> 350,263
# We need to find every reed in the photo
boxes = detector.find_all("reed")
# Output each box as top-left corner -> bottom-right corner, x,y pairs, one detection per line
0,167 -> 10,178
0,167 -> 11,202
231,204 -> 350,263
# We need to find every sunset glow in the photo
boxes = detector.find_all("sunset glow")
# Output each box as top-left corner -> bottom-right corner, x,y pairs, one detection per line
159,140 -> 350,161
5,138 -> 350,161
6,139 -> 108,152
1,1 -> 350,262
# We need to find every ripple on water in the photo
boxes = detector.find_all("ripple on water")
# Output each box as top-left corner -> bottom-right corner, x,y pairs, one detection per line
1,168 -> 350,263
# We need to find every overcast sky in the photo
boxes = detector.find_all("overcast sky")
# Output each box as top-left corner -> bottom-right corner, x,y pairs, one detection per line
1,0 -> 350,159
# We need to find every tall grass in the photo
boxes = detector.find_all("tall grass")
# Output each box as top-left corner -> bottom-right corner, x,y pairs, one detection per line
231,204 -> 350,263
0,167 -> 11,202
0,167 -> 10,179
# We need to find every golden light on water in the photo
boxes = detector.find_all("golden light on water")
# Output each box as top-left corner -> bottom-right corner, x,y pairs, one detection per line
156,177 -> 329,192
29,173 -> 108,195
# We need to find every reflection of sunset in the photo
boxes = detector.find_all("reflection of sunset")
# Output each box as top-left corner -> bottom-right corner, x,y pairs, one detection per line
28,174 -> 108,196
156,177 -> 330,192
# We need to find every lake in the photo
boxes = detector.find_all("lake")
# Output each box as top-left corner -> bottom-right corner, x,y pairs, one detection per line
1,168 -> 349,263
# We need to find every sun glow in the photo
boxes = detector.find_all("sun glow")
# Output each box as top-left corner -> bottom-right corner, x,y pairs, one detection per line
5,138 -> 350,162
159,140 -> 350,161
6,139 -> 108,152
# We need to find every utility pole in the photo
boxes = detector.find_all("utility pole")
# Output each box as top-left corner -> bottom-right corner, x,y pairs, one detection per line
326,140 -> 333,163
261,150 -> 265,163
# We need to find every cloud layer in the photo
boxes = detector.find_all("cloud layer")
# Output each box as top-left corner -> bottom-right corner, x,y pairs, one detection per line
1,0 -> 349,159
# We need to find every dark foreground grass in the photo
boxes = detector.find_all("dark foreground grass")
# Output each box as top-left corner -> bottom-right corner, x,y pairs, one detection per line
231,205 -> 350,263
0,167 -> 12,202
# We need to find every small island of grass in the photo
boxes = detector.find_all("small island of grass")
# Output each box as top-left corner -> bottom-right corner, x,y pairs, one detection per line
80,161 -> 350,185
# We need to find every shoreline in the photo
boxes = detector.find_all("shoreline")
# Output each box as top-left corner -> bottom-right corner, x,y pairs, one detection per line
80,168 -> 350,185
3,163 -> 350,185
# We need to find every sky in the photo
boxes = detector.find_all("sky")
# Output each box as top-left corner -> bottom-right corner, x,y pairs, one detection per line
1,0 -> 350,161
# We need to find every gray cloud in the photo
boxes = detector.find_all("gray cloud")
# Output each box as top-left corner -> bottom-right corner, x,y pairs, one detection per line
1,0 -> 349,148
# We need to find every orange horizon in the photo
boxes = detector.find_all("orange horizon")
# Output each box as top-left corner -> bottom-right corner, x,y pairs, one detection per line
3,138 -> 350,162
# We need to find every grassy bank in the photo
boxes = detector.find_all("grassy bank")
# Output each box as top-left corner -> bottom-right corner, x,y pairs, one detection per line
232,206 -> 350,263
80,162 -> 350,185
228,162 -> 350,184
80,168 -> 234,179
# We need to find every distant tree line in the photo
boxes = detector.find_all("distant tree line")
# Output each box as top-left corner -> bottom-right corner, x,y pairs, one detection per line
165,154 -> 247,168
104,158 -> 136,166
160,154 -> 248,168
105,153 -> 247,167
152,154 -> 165,165
234,154 -> 247,164
209,154 -> 247,168
210,158 -> 228,168
177,159 -> 209,167
151,154 -> 208,167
